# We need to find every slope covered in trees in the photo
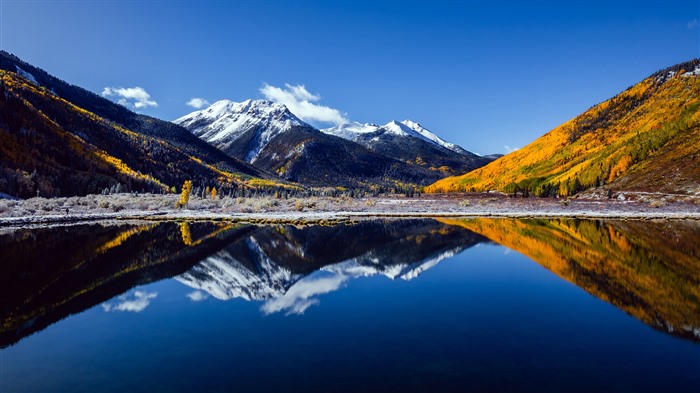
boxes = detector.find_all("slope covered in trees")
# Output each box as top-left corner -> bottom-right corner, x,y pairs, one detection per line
426,59 -> 700,197
0,70 -> 263,198
0,51 -> 259,178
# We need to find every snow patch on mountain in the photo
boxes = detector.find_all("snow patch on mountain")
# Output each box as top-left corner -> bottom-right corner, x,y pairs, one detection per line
322,119 -> 466,154
15,66 -> 38,85
682,65 -> 700,77
321,122 -> 381,140
174,99 -> 309,162
400,120 -> 467,154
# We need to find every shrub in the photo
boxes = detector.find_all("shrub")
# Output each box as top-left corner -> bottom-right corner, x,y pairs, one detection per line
649,199 -> 666,208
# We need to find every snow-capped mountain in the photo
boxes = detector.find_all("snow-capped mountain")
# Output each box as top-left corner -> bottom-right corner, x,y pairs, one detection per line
174,99 -> 309,162
322,119 -> 467,154
175,100 -> 442,187
175,98 -> 495,184
323,120 -> 491,176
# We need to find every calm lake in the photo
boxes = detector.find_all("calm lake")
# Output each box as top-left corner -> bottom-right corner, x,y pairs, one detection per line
1,218 -> 699,392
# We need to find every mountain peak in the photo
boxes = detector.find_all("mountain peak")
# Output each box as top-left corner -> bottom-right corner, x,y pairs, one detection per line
175,98 -> 310,162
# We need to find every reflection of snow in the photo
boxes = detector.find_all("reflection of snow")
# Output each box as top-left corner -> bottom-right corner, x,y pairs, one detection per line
261,272 -> 348,315
260,248 -> 459,315
102,290 -> 157,312
176,238 -> 297,301
187,291 -> 208,302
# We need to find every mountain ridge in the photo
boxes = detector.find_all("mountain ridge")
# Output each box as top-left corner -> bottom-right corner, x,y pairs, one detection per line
323,119 -> 490,176
0,51 -> 260,178
0,52 -> 284,198
175,99 -> 463,187
176,99 -> 493,183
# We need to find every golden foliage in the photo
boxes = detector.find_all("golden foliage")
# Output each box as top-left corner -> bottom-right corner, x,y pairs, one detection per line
95,150 -> 167,190
608,155 -> 633,183
178,180 -> 192,208
426,69 -> 700,195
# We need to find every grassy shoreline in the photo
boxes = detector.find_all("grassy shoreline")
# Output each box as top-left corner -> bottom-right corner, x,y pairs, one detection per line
1,192 -> 700,228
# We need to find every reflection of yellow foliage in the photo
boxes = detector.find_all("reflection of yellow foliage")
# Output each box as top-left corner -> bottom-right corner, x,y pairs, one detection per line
180,222 -> 192,246
439,217 -> 700,340
96,224 -> 157,254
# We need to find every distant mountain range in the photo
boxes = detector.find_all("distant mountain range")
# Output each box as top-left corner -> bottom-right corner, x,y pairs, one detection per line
426,59 -> 700,197
175,100 -> 491,187
321,120 -> 492,175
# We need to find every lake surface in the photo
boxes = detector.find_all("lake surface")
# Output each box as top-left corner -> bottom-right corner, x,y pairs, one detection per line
1,218 -> 699,392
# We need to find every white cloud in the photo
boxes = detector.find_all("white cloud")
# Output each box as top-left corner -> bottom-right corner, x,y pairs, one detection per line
186,97 -> 210,109
260,83 -> 349,125
102,86 -> 158,109
187,290 -> 208,302
688,19 -> 698,29
261,272 -> 348,315
102,290 -> 158,312
504,145 -> 519,153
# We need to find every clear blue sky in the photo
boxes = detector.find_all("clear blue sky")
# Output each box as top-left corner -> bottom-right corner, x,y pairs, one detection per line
2,0 -> 698,155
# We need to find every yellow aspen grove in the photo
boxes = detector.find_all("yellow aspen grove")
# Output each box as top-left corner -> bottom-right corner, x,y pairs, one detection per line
178,180 -> 192,208
211,187 -> 217,199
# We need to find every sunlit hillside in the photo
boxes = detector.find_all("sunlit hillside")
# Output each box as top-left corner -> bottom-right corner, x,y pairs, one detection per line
426,60 -> 700,197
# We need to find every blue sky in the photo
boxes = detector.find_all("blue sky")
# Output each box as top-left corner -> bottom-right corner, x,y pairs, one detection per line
2,0 -> 698,155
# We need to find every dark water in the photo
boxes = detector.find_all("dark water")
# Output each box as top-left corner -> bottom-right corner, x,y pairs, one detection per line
0,218 -> 698,392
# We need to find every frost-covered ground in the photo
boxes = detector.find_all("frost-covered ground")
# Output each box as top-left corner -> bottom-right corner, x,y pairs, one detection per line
1,192 -> 699,227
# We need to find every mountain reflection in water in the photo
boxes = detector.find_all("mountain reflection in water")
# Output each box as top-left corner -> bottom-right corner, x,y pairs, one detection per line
1,217 -> 698,349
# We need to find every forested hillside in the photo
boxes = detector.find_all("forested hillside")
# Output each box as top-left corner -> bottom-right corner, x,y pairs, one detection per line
426,59 -> 700,197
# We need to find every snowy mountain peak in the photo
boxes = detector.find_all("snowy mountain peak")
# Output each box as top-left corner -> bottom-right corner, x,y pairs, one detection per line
382,120 -> 412,136
321,122 -> 381,141
398,120 -> 467,154
322,119 -> 467,154
174,99 -> 310,162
